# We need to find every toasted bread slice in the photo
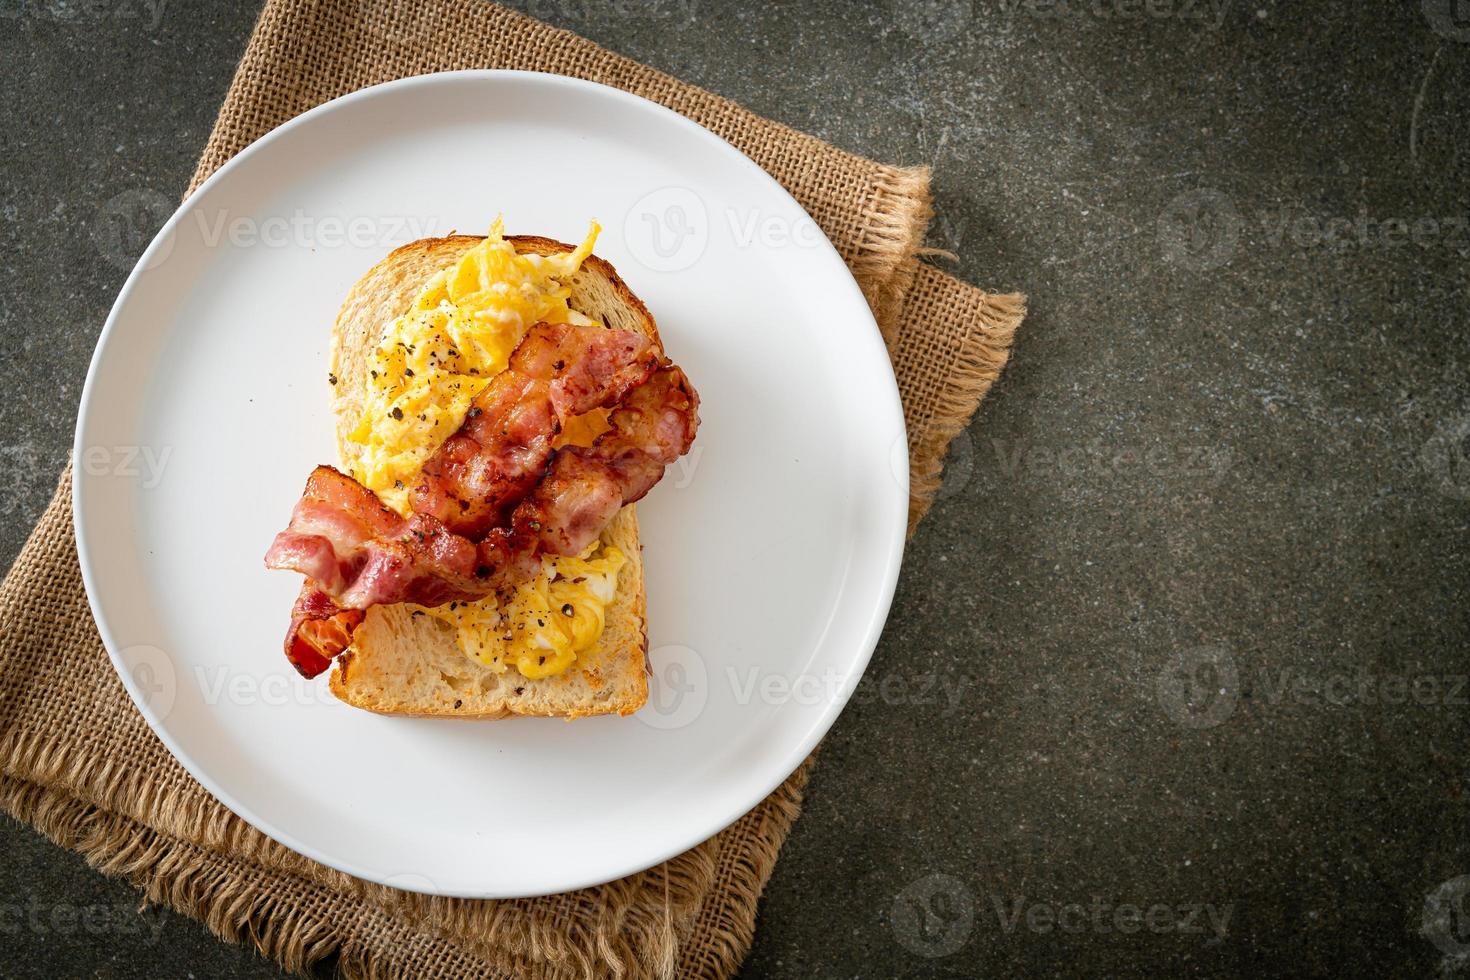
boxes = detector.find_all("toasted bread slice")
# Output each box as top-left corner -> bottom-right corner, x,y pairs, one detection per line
326,234 -> 658,719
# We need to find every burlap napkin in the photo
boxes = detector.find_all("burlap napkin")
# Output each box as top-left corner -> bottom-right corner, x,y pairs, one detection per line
0,1 -> 1024,977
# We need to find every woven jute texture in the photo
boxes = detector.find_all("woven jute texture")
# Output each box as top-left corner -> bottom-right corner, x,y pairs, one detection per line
0,1 -> 1025,977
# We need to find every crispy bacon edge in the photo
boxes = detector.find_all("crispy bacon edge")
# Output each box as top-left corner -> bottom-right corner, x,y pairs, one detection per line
284,585 -> 363,678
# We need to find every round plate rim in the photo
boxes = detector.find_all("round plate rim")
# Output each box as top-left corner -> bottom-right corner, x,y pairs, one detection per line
72,69 -> 909,898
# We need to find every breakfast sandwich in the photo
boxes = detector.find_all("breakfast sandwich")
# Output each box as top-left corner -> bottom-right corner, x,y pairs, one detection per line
264,220 -> 700,719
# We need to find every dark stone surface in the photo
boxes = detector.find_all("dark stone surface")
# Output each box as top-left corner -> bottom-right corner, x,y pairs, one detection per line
2,1 -> 1467,977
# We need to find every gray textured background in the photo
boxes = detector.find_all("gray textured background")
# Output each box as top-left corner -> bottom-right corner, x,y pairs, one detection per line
3,1 -> 1468,977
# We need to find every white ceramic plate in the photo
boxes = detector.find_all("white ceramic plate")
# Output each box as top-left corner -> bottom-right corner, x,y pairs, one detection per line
74,71 -> 907,898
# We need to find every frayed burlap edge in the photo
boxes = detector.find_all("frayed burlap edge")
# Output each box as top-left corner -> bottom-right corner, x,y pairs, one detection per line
0,775 -> 491,980
0,653 -> 724,978
906,274 -> 1026,532
0,749 -> 814,980
674,754 -> 815,979
857,168 -> 933,337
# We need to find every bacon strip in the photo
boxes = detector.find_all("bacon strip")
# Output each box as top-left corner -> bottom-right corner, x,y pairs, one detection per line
264,324 -> 699,678
507,364 -> 700,558
411,321 -> 659,537
285,585 -> 364,678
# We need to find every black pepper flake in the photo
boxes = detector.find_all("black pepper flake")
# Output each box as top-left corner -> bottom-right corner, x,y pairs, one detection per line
404,368 -> 414,377
468,407 -> 482,419
538,656 -> 545,666
391,407 -> 404,421
394,479 -> 404,489
475,565 -> 491,578
553,359 -> 565,371
536,619 -> 545,627
515,686 -> 525,696
454,699 -> 462,709
561,603 -> 574,617
327,373 -> 338,385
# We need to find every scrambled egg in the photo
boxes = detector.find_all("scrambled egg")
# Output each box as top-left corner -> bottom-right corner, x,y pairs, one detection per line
342,219 -> 624,679
442,545 -> 626,679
